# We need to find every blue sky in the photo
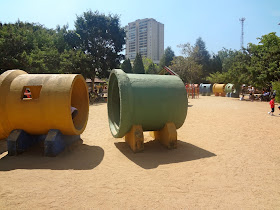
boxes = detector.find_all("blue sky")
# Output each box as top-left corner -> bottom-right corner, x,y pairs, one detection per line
0,0 -> 279,56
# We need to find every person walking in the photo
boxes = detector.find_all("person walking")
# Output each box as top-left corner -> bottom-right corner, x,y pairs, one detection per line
268,96 -> 275,116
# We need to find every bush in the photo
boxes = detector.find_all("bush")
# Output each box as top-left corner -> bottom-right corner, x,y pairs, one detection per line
272,81 -> 280,103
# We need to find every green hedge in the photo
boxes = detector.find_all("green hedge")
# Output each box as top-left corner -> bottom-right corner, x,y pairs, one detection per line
272,81 -> 280,103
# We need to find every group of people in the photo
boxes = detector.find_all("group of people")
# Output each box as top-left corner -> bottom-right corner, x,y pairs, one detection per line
240,85 -> 255,101
239,85 -> 278,116
88,84 -> 108,104
240,85 -> 277,102
260,86 -> 276,102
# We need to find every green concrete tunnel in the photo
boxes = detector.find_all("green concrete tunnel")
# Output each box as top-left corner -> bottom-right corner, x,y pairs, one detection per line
107,69 -> 188,138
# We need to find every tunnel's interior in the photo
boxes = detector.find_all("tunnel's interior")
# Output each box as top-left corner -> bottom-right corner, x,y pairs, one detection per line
108,74 -> 121,134
71,76 -> 89,131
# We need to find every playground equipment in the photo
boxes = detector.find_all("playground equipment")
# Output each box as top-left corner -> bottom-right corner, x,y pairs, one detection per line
0,70 -> 89,156
225,83 -> 239,98
199,84 -> 212,96
185,84 -> 200,98
225,83 -> 235,94
107,69 -> 188,152
87,78 -> 108,104
158,66 -> 179,76
213,83 -> 226,97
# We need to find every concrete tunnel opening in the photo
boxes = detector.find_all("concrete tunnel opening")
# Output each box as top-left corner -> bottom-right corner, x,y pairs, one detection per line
71,76 -> 89,131
108,73 -> 121,134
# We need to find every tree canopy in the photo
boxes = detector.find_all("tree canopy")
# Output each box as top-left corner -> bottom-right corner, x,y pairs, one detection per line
142,57 -> 153,72
132,53 -> 145,74
170,56 -> 202,83
207,32 -> 280,88
146,63 -> 158,74
0,10 -> 126,79
1,17 -> 279,90
247,32 -> 280,87
0,21 -> 73,74
121,58 -> 132,73
170,43 -> 204,83
159,46 -> 175,70
71,10 -> 125,78
192,37 -> 210,79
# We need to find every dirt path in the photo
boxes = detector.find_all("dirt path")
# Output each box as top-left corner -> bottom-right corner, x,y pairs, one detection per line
0,96 -> 279,209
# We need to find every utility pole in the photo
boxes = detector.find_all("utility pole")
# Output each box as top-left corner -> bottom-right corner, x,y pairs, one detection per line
239,18 -> 245,49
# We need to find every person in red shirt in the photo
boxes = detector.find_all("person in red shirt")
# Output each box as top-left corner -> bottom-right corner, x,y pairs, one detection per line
268,96 -> 275,116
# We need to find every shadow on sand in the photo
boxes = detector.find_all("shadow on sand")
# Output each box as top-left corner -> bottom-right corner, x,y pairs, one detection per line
115,140 -> 216,169
0,139 -> 104,171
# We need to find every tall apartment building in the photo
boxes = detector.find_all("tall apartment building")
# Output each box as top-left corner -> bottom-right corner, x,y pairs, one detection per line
125,18 -> 164,64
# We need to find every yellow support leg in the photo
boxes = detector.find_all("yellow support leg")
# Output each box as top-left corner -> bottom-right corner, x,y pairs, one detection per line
125,125 -> 144,152
152,122 -> 177,149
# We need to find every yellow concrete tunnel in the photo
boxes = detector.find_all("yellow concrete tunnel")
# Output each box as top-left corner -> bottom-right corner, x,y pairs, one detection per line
0,70 -> 89,139
212,83 -> 226,96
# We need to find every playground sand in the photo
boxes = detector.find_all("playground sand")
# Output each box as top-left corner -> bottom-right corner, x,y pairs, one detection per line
0,96 -> 280,209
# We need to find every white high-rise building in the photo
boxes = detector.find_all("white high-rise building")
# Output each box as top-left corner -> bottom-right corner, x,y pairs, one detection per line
125,18 -> 164,64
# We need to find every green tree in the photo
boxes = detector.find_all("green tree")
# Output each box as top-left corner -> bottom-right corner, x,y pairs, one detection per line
158,54 -> 166,71
170,56 -> 203,83
207,50 -> 250,86
206,71 -> 229,84
207,33 -> 280,88
217,48 -> 238,72
193,37 -> 210,79
0,21 -> 67,74
146,63 -> 158,74
121,58 -> 132,73
247,32 -> 280,87
209,54 -> 222,73
59,49 -> 93,76
165,46 -> 175,66
159,46 -> 175,70
73,10 -> 125,78
142,56 -> 153,72
178,38 -> 210,80
133,53 -> 145,74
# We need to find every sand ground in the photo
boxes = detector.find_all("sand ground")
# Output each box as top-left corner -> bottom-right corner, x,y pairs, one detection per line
0,96 -> 280,209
